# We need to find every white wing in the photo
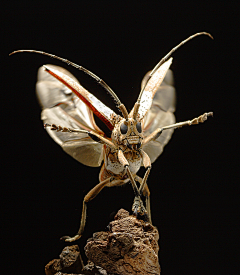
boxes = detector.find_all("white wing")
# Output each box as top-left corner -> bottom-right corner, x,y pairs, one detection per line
142,69 -> 176,163
137,58 -> 173,121
36,65 -> 104,167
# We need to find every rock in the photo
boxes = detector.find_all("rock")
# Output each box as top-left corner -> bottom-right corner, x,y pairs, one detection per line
85,209 -> 160,275
45,209 -> 160,275
45,259 -> 62,275
82,261 -> 110,274
45,245 -> 84,275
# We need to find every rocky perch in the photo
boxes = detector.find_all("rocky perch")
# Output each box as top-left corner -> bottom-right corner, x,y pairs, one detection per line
45,209 -> 161,275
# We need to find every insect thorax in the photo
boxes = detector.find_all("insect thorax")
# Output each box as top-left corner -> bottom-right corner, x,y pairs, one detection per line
104,146 -> 142,177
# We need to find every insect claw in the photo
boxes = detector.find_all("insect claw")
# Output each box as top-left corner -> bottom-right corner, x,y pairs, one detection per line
133,209 -> 138,217
132,208 -> 149,222
140,212 -> 150,222
60,234 -> 81,242
207,112 -> 213,117
60,236 -> 69,242
132,196 -> 148,221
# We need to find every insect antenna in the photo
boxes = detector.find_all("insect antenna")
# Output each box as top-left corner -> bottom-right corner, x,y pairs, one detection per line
135,32 -> 213,116
9,50 -> 129,119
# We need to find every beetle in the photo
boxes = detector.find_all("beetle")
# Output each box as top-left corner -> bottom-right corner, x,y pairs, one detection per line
10,32 -> 213,242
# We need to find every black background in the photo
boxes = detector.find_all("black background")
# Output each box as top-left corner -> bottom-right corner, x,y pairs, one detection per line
2,1 -> 239,275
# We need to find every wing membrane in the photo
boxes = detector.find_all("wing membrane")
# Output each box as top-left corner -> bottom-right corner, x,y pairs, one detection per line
142,69 -> 176,163
137,58 -> 173,121
36,65 -> 104,167
43,65 -> 117,130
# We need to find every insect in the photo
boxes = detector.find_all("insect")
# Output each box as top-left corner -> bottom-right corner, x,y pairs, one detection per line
10,32 -> 213,242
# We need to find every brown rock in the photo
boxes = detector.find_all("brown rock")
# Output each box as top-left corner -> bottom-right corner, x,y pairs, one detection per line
82,261 -> 109,274
85,209 -> 160,275
45,245 -> 84,275
45,259 -> 62,275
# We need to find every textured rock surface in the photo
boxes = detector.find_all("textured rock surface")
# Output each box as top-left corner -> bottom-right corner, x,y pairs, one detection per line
45,245 -> 84,275
85,209 -> 160,275
45,245 -> 112,275
82,261 -> 110,274
45,209 -> 160,275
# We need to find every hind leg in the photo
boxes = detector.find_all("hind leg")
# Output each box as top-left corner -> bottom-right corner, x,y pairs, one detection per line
62,177 -> 129,242
62,177 -> 112,242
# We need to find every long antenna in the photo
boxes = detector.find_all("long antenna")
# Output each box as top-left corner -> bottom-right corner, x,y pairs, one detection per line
10,49 -> 129,119
137,32 -> 213,103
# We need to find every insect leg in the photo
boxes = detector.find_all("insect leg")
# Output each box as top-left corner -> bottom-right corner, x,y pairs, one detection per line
161,112 -> 213,130
138,149 -> 151,198
133,150 -> 151,222
117,150 -> 147,218
131,195 -> 148,221
142,183 -> 151,223
44,123 -> 88,133
135,175 -> 152,223
142,112 -> 213,145
44,123 -> 117,150
62,177 -> 112,242
117,150 -> 140,197
138,149 -> 151,196
87,132 -> 117,150
123,164 -> 148,219
138,167 -> 151,195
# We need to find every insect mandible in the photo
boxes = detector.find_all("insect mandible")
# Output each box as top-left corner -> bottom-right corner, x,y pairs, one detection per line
10,32 -> 213,242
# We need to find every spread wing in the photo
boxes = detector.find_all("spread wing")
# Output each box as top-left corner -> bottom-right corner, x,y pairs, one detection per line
142,68 -> 176,163
36,64 -> 104,167
136,58 -> 173,121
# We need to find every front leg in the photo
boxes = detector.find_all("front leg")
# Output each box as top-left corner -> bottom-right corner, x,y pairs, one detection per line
142,112 -> 213,145
117,150 -> 141,197
44,123 -> 117,150
117,150 -> 148,219
131,196 -> 148,221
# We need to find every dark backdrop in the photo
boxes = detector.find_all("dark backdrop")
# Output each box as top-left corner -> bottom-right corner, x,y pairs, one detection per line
2,2 -> 239,275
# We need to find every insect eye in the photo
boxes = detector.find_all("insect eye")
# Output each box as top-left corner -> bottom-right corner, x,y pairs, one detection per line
136,122 -> 142,133
120,122 -> 128,134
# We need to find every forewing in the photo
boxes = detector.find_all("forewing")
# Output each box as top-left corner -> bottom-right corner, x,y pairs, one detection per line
137,58 -> 173,121
43,65 -> 117,130
36,65 -> 104,167
142,69 -> 176,163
